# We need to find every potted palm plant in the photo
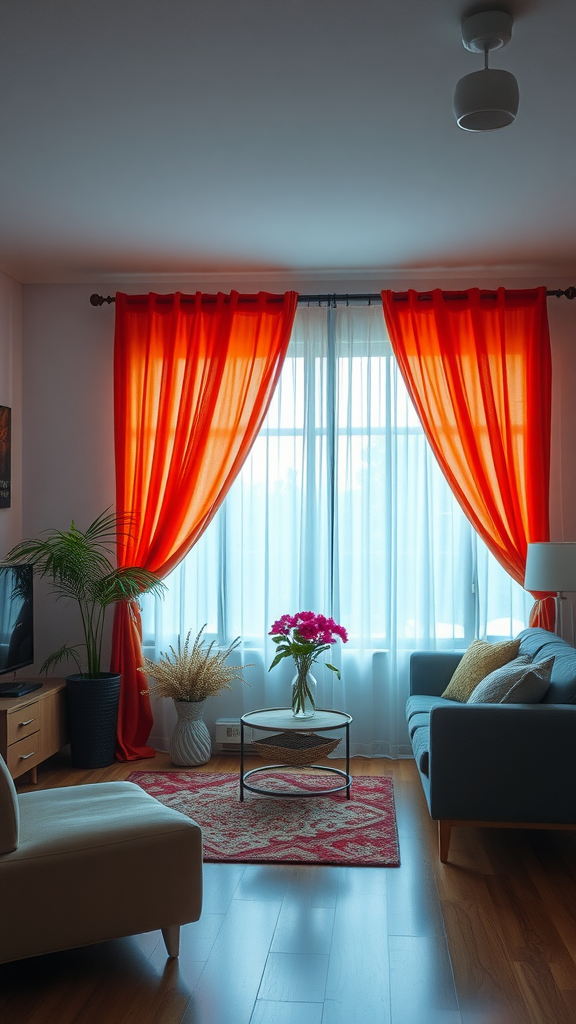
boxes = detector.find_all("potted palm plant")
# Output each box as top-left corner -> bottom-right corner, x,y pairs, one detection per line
4,510 -> 165,768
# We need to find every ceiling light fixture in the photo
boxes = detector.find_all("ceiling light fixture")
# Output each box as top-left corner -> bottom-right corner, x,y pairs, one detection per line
454,10 -> 519,131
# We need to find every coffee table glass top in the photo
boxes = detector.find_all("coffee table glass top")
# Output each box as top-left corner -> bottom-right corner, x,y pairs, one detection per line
241,708 -> 352,732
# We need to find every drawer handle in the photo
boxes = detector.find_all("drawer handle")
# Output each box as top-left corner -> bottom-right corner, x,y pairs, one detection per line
19,719 -> 35,727
20,751 -> 36,760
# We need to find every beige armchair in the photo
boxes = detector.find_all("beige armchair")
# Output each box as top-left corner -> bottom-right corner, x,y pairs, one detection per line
0,755 -> 202,963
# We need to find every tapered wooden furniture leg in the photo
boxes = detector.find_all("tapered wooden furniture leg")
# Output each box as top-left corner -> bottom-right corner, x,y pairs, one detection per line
439,820 -> 451,863
161,925 -> 180,957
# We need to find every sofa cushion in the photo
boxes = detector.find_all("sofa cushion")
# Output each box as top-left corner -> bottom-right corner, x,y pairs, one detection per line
407,711 -> 431,738
518,628 -> 576,704
411,724 -> 430,777
467,655 -> 553,704
406,694 -> 458,722
441,638 -> 521,702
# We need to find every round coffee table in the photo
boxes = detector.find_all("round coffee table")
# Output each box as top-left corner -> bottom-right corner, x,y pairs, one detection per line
240,707 -> 352,801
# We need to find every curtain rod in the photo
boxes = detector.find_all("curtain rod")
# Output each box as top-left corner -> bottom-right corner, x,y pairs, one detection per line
90,287 -> 576,308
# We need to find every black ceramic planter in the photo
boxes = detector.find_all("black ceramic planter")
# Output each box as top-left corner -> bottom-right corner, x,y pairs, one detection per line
66,672 -> 121,768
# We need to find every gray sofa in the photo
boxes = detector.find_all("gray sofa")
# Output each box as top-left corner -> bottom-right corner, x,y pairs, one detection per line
407,627 -> 576,862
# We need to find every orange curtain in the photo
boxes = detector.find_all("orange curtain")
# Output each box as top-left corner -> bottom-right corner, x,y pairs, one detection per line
112,290 -> 298,759
381,287 -> 555,631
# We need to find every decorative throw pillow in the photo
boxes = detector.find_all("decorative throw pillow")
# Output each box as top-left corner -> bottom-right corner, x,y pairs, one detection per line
465,654 -> 531,703
468,655 -> 554,704
441,637 -> 521,702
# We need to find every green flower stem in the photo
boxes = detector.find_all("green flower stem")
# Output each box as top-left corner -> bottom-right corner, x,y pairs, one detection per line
292,655 -> 315,714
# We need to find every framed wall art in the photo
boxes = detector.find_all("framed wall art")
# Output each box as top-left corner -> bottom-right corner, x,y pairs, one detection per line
0,406 -> 11,508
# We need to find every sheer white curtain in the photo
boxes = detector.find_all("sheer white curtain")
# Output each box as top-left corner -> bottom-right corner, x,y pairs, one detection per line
141,304 -> 533,757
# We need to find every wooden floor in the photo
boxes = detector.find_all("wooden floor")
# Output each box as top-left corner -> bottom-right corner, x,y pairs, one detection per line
3,753 -> 576,1023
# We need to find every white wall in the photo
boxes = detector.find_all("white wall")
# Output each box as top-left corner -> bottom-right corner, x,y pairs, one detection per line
21,285 -> 116,673
0,271 -> 22,556
19,272 -> 576,675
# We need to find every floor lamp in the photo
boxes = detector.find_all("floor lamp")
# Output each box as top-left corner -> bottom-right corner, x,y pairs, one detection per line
524,542 -> 576,643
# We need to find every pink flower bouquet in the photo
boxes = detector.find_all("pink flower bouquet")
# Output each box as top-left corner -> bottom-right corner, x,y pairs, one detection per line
268,611 -> 348,716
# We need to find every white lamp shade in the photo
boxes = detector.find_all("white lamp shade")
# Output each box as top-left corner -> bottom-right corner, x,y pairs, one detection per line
454,68 -> 519,131
524,542 -> 576,593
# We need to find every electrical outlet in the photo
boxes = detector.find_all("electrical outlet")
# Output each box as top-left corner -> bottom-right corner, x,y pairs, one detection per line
215,718 -> 248,750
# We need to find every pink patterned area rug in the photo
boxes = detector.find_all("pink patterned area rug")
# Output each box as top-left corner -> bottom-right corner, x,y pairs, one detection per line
127,771 -> 400,867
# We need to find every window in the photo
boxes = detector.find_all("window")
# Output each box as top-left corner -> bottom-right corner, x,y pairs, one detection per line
142,304 -> 532,756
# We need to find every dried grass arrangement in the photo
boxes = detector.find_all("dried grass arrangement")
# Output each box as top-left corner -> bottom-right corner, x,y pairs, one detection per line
139,626 -> 250,703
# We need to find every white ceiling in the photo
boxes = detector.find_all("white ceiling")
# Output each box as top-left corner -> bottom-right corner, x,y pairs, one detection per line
0,0 -> 574,284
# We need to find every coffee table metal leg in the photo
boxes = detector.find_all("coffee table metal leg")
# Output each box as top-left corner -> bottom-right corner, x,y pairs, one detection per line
346,721 -> 351,798
240,720 -> 245,802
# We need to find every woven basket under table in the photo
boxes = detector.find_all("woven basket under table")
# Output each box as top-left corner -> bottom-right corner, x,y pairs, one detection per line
252,730 -> 340,767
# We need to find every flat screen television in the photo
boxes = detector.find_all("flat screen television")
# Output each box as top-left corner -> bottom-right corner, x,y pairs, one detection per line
0,564 -> 34,675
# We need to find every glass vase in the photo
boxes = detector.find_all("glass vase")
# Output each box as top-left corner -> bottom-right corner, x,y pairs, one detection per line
291,669 -> 317,718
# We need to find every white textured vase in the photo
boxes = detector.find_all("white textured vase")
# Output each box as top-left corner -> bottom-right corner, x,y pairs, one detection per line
170,699 -> 211,766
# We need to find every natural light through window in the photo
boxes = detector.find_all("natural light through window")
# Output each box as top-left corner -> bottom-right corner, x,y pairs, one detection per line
141,304 -> 534,757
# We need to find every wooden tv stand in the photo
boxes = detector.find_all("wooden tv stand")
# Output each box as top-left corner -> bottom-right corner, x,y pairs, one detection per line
0,679 -> 68,783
